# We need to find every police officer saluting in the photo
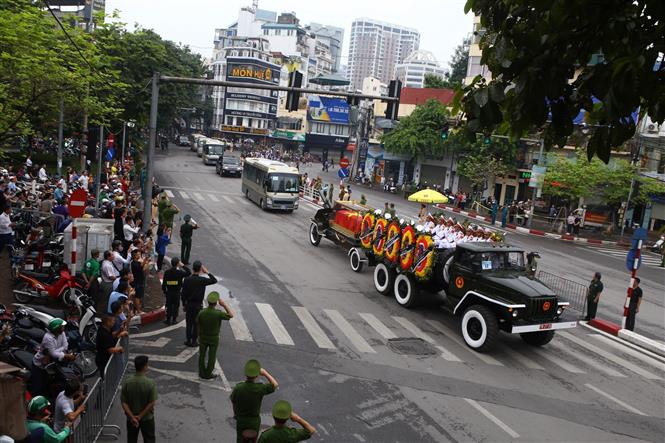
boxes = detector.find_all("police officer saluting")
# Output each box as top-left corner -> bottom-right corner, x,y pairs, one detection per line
179,214 -> 198,265
231,359 -> 278,443
161,257 -> 191,325
259,400 -> 316,443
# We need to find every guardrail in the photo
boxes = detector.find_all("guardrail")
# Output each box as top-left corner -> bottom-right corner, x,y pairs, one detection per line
537,270 -> 587,318
70,335 -> 129,443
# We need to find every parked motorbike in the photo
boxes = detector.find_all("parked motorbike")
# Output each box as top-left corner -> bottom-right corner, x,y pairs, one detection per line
650,235 -> 664,253
13,267 -> 85,306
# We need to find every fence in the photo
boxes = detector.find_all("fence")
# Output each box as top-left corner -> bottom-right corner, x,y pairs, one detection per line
537,270 -> 587,318
70,335 -> 130,443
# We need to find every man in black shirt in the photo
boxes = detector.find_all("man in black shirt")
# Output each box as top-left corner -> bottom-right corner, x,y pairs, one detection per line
161,257 -> 191,325
96,315 -> 123,378
625,277 -> 643,331
181,260 -> 217,347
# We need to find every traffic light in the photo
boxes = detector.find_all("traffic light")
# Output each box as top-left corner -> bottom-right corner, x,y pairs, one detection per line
441,123 -> 450,140
285,70 -> 303,112
483,134 -> 492,145
384,79 -> 402,121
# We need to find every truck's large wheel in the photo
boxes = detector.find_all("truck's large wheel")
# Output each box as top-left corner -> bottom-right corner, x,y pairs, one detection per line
373,263 -> 395,295
393,273 -> 419,308
349,248 -> 364,272
309,223 -> 322,246
461,305 -> 498,352
520,330 -> 555,347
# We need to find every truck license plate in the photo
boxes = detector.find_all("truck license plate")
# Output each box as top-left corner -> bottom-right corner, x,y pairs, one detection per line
539,323 -> 552,330
281,205 -> 287,210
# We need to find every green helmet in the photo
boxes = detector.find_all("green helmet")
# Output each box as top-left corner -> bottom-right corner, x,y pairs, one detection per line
47,318 -> 66,333
27,396 -> 50,414
272,400 -> 292,420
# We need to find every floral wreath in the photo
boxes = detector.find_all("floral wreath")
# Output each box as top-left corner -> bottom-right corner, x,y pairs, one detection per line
383,221 -> 402,265
359,212 -> 376,249
413,234 -> 435,280
372,218 -> 388,257
399,225 -> 416,271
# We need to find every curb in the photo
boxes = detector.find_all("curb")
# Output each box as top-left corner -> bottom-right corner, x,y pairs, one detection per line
129,306 -> 166,326
434,204 -> 622,245
587,318 -> 621,335
579,321 -> 665,364
618,329 -> 665,358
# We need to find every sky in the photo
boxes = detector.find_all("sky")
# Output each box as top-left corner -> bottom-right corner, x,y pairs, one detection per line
105,0 -> 473,70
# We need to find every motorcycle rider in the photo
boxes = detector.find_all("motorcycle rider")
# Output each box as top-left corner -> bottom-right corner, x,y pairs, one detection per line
25,396 -> 71,442
162,257 -> 191,325
30,319 -> 76,397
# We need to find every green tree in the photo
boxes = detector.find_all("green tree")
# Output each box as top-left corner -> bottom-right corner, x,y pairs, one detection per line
423,38 -> 470,90
382,99 -> 450,158
457,0 -> 665,163
424,73 -> 447,89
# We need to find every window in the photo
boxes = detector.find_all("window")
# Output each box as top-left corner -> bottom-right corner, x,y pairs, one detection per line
263,29 -> 268,35
275,29 -> 281,36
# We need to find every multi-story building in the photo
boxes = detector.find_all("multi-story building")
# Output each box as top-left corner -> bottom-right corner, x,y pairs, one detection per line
464,15 -> 491,85
347,18 -> 420,91
395,50 -> 446,88
306,23 -> 344,73
44,0 -> 105,31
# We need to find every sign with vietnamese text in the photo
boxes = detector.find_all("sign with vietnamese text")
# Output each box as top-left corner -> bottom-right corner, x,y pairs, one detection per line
307,95 -> 349,124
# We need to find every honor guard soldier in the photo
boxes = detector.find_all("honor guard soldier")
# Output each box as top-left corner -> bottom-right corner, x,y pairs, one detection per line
259,400 -> 316,443
231,359 -> 278,443
161,257 -> 191,325
179,214 -> 198,265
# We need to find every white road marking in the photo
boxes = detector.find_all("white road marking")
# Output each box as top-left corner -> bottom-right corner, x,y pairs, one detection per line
507,348 -> 545,370
292,306 -> 336,349
306,203 -> 321,211
164,190 -> 174,198
130,337 -> 170,348
548,341 -> 625,377
255,303 -> 295,345
465,398 -> 520,439
131,319 -> 185,338
137,347 -> 198,363
192,192 -> 205,201
208,194 -> 219,202
222,195 -> 235,204
531,347 -> 585,373
590,334 -> 665,373
392,316 -> 435,343
179,191 -> 190,199
238,197 -> 251,205
584,383 -> 646,416
148,367 -> 230,391
583,246 -> 663,267
425,320 -> 504,366
558,331 -> 661,380
324,309 -> 376,354
359,313 -> 397,340
435,345 -> 463,363
227,301 -> 253,342
214,358 -> 232,391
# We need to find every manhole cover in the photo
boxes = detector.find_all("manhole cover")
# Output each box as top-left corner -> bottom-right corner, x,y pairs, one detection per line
387,337 -> 437,356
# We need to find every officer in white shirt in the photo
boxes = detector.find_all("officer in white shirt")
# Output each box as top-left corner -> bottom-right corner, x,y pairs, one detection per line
38,165 -> 48,182
0,205 -> 14,257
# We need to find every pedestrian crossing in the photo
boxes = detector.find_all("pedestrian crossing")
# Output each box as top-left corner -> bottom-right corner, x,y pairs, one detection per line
581,245 -> 664,269
163,188 -> 321,211
210,301 -> 665,381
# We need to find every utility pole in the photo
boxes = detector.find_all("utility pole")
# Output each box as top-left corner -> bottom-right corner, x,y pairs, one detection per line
121,122 -> 126,164
350,101 -> 370,181
57,97 -> 64,177
621,143 -> 642,237
94,126 -> 104,214
527,138 -> 545,228
142,72 -> 160,234
81,84 -> 89,171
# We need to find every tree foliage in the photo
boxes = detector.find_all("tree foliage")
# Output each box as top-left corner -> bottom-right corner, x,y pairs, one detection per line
381,99 -> 450,158
423,38 -> 470,90
453,133 -> 518,194
457,0 -> 665,163
424,73 -> 447,89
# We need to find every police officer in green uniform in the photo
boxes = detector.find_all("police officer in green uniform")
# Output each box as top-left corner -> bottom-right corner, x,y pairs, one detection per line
258,400 -> 316,443
179,214 -> 198,265
156,192 -> 168,225
196,291 -> 234,379
25,396 -> 71,442
231,359 -> 279,443
161,257 -> 191,325
161,201 -> 180,230
82,249 -> 101,313
585,272 -> 603,321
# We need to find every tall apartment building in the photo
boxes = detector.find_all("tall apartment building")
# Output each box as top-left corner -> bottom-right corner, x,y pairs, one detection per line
464,15 -> 491,85
347,18 -> 420,90
306,23 -> 344,73
395,50 -> 446,88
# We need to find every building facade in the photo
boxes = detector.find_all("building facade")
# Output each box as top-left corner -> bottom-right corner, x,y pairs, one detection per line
306,23 -> 344,73
347,18 -> 420,90
394,50 -> 446,88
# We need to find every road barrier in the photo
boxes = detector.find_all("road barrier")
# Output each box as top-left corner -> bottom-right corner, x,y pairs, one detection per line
70,335 -> 129,443
537,270 -> 587,318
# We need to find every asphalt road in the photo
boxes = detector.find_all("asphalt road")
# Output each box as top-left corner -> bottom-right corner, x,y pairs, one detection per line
114,145 -> 665,443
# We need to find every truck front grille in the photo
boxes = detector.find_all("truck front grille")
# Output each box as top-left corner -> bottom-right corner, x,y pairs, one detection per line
526,297 -> 557,320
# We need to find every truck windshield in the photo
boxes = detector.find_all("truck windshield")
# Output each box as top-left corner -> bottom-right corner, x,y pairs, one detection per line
475,251 -> 525,271
267,174 -> 299,193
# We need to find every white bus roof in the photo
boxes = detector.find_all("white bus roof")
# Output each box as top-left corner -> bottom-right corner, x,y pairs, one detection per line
244,157 -> 299,174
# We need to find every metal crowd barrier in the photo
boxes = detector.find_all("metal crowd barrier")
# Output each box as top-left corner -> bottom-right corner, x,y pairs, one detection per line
537,270 -> 587,318
70,335 -> 130,443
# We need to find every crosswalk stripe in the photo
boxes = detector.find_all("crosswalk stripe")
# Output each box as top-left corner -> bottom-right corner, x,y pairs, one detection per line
435,345 -> 463,362
531,347 -> 586,373
558,331 -> 660,380
164,190 -> 174,198
548,341 -> 625,377
392,316 -> 435,344
506,348 -> 545,370
590,334 -> 665,374
208,194 -> 219,202
425,320 -> 504,366
179,191 -> 190,199
222,195 -> 235,204
292,306 -> 336,349
359,313 -> 397,340
192,192 -> 205,201
255,303 -> 294,346
238,197 -> 251,205
228,301 -> 253,342
324,309 -> 376,354
585,247 -> 662,267
584,383 -> 646,416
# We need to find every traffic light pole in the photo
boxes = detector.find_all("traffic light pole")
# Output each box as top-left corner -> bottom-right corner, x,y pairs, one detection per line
350,101 -> 369,181
142,72 -> 160,235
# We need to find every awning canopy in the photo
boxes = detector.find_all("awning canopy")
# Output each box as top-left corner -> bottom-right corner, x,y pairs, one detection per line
309,72 -> 350,86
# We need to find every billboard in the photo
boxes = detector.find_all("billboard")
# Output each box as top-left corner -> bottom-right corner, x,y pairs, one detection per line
224,57 -> 281,123
307,95 -> 349,124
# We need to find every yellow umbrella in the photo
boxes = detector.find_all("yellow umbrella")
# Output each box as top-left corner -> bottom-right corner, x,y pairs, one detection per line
408,189 -> 449,204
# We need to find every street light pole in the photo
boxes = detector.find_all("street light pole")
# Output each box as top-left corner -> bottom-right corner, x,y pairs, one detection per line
57,97 -> 64,177
527,138 -> 545,229
94,126 -> 104,214
121,122 -> 126,165
142,72 -> 160,234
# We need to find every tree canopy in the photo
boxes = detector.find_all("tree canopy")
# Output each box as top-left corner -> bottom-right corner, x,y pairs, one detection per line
457,0 -> 665,163
381,99 -> 450,158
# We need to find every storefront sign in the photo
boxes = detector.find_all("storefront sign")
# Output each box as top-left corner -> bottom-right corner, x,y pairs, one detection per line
529,165 -> 547,188
221,125 -> 269,135
226,58 -> 281,85
307,95 -> 349,124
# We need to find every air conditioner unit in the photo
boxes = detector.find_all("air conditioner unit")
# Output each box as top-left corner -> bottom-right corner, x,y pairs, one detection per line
647,124 -> 658,133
